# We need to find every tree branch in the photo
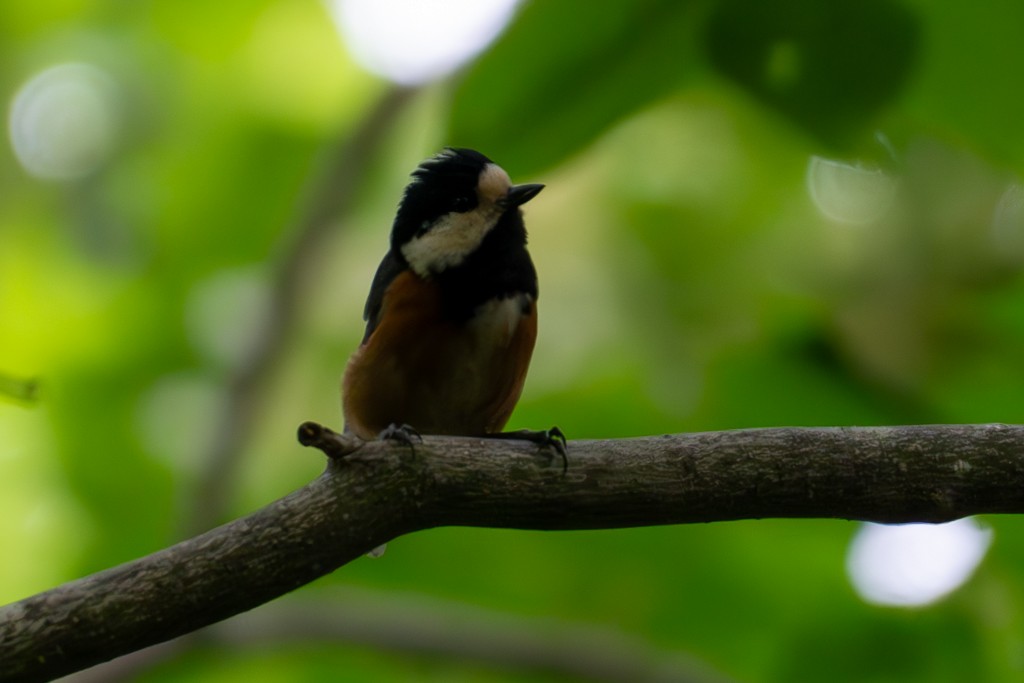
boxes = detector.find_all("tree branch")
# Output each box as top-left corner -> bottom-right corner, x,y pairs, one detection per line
4,423 -> 1024,682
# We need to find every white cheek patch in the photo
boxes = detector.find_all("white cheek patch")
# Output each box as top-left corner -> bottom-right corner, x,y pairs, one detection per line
400,163 -> 513,277
401,206 -> 502,277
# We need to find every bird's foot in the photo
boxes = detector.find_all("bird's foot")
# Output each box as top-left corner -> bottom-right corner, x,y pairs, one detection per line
490,426 -> 568,474
378,423 -> 422,452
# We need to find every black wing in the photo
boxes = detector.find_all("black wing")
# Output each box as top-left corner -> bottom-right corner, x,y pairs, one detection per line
361,250 -> 406,343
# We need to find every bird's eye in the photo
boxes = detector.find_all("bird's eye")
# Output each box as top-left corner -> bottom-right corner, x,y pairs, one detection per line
417,219 -> 432,236
451,196 -> 474,212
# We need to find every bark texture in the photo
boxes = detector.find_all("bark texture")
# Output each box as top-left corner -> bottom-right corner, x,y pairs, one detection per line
2,423 -> 1023,682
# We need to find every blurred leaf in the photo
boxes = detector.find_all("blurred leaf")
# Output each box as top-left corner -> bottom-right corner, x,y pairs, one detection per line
704,0 -> 919,150
0,372 -> 39,404
900,0 -> 1024,170
772,608 -> 987,683
448,0 -> 708,176
691,333 -> 931,431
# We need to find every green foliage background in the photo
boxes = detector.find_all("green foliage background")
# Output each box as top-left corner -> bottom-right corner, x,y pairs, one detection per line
4,1 -> 1024,681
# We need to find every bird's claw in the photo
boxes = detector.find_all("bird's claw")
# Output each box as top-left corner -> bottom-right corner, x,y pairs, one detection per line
540,426 -> 567,458
378,423 -> 422,452
543,426 -> 569,474
496,426 -> 568,474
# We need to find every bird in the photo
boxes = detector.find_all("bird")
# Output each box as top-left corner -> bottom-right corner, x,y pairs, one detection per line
341,147 -> 565,460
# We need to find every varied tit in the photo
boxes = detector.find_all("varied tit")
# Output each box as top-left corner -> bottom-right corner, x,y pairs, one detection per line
341,148 -> 565,457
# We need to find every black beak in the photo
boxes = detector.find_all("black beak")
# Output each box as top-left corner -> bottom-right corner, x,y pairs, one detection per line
505,183 -> 545,207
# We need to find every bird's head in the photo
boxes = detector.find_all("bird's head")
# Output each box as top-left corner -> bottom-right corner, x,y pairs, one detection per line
391,148 -> 544,277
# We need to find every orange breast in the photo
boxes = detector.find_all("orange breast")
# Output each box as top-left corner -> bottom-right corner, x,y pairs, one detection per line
342,270 -> 537,439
